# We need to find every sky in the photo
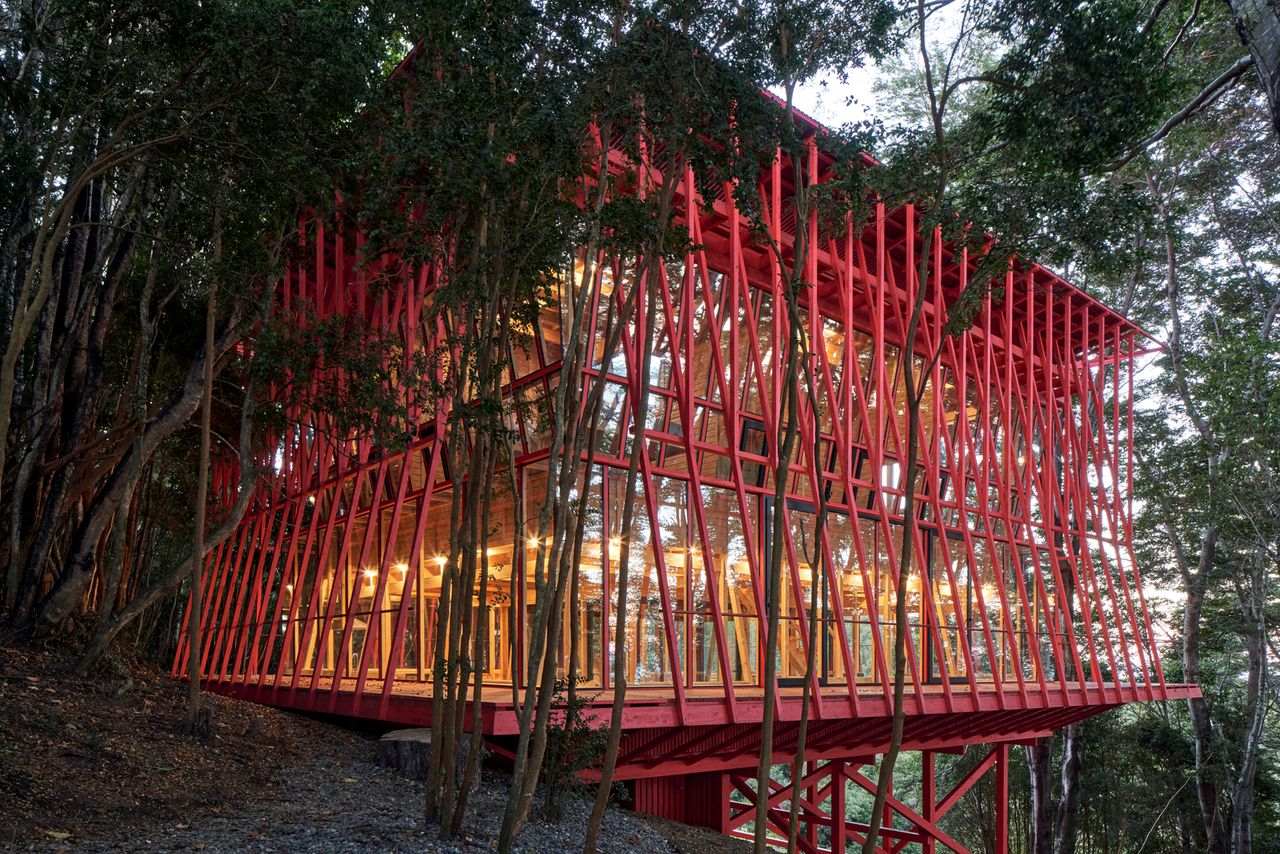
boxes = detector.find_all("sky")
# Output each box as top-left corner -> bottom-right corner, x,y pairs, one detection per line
790,70 -> 882,129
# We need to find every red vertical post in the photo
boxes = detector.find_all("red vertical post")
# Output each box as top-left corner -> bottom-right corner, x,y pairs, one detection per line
995,743 -> 1009,854
831,760 -> 846,854
921,750 -> 937,854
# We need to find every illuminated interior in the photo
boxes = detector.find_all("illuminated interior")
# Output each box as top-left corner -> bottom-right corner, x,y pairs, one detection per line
261,255 -> 1070,695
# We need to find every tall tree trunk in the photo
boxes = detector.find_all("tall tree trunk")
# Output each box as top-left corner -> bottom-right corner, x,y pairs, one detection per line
862,222 -> 935,854
1027,737 -> 1054,854
1229,559 -> 1268,854
786,352 -> 832,854
100,218 -> 165,621
1184,531 -> 1228,854
753,330 -> 802,854
580,261 -> 657,854
182,241 -> 216,735
1054,723 -> 1082,854
1153,174 -> 1230,854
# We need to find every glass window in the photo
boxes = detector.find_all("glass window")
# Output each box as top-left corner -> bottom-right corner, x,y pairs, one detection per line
700,486 -> 758,685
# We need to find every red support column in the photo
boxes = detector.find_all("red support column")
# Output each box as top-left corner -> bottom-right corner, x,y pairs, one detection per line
808,760 -> 819,848
831,761 -> 847,854
921,751 -> 936,854
995,744 -> 1009,854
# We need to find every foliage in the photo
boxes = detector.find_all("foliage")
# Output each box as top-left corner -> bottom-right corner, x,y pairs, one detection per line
867,1 -> 1278,850
540,679 -> 614,824
0,0 -> 425,637
3,0 -> 1279,850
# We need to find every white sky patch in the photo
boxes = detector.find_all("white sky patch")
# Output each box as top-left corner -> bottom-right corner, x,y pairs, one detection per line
787,69 -> 882,128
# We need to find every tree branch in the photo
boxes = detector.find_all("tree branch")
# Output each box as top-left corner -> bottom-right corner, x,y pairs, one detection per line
1106,56 -> 1253,171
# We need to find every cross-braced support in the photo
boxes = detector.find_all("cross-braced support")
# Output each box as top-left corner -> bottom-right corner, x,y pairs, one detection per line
633,744 -> 1012,854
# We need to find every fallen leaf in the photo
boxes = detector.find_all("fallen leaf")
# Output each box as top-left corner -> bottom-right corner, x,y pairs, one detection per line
41,830 -> 71,840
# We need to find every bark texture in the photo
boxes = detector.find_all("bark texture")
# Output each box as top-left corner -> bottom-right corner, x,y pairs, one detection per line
1228,0 -> 1280,134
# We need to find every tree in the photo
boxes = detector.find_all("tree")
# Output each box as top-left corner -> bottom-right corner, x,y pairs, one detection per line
1123,82 -> 1280,851
182,197 -> 219,737
0,0 -> 422,672
867,2 -> 1280,849
857,0 -> 1202,847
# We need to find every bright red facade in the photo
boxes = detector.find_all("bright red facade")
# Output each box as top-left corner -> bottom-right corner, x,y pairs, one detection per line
176,119 -> 1197,850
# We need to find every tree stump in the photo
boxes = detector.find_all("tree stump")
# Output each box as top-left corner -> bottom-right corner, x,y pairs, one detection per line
376,728 -> 472,785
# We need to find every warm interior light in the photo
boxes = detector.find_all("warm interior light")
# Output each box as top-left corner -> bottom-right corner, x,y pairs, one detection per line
363,568 -> 377,580
285,584 -> 294,593
435,555 -> 447,567
394,562 -> 408,574
823,327 -> 844,364
527,536 -> 540,548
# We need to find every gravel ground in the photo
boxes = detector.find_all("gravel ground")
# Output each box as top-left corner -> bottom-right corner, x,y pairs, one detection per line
38,756 -> 676,853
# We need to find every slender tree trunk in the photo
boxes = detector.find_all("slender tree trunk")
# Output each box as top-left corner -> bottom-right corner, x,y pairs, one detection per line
453,434 -> 500,831
100,232 -> 163,621
862,223 -> 934,854
1028,737 -> 1054,854
182,242 -> 216,735
754,329 -> 802,854
582,257 -> 660,854
1055,723 -> 1082,854
785,383 -> 825,853
1230,560 -> 1268,854
426,417 -> 466,824
1184,533 -> 1228,854
1149,171 -> 1229,853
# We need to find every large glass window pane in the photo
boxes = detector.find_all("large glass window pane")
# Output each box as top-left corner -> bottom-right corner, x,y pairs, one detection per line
419,487 -> 454,682
605,467 -> 674,686
700,486 -> 758,685
554,467 -> 604,687
928,532 -> 967,680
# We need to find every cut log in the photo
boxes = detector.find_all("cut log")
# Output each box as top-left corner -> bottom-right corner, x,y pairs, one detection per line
376,728 -> 472,786
377,728 -> 432,781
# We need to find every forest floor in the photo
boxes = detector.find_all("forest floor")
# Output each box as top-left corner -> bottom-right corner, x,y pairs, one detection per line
0,641 -> 749,853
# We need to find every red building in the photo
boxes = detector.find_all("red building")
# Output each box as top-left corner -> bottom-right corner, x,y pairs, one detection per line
175,104 -> 1197,851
